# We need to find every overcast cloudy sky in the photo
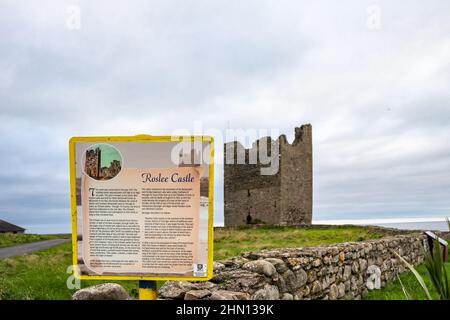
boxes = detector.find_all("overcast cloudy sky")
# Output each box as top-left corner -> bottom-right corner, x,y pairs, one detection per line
1,1 -> 450,233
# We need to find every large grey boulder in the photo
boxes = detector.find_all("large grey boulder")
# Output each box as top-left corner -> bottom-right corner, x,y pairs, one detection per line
72,283 -> 130,300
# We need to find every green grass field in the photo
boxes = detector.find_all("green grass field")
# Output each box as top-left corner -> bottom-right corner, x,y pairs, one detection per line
0,225 -> 414,300
214,225 -> 401,260
0,233 -> 68,248
0,242 -> 139,299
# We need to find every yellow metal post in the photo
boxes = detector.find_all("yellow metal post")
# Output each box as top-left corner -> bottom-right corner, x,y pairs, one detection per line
139,280 -> 157,300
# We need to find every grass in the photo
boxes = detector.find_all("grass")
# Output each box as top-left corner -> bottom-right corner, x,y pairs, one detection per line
0,242 -> 139,300
214,225 -> 400,260
0,225 -> 402,300
0,233 -> 68,248
364,263 -> 450,300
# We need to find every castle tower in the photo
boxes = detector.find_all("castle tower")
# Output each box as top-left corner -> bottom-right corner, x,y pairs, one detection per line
224,124 -> 313,226
85,147 -> 101,179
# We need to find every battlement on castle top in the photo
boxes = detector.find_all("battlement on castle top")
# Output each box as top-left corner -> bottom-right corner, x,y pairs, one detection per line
224,124 -> 313,227
224,124 -> 312,163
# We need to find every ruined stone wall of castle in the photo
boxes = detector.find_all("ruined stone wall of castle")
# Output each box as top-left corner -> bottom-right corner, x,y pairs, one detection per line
224,140 -> 281,226
279,125 -> 313,225
224,125 -> 313,227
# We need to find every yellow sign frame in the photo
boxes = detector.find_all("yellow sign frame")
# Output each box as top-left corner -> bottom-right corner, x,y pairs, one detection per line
69,135 -> 214,281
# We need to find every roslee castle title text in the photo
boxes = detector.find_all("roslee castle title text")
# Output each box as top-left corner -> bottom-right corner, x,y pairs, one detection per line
141,172 -> 195,183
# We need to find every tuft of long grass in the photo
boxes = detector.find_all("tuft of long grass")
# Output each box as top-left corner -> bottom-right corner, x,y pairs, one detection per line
396,217 -> 450,300
397,274 -> 411,300
394,251 -> 432,300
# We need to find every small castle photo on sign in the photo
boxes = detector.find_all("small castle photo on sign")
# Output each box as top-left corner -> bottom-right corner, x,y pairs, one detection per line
83,143 -> 122,181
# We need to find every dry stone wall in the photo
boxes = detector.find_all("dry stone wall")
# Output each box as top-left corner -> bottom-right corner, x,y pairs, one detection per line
158,234 -> 426,300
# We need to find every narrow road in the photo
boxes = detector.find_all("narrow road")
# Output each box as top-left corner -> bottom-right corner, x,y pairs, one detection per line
0,238 -> 71,259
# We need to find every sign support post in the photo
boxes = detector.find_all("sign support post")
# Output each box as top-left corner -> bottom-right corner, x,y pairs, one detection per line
139,280 -> 157,300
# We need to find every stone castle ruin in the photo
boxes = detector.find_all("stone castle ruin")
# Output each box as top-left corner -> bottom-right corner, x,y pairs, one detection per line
224,124 -> 312,226
85,147 -> 101,178
85,147 -> 121,180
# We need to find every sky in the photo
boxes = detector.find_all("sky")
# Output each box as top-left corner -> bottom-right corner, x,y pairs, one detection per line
95,144 -> 121,168
1,1 -> 450,233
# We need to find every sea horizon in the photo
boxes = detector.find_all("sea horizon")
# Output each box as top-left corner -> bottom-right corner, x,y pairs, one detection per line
312,217 -> 450,232
14,216 -> 450,234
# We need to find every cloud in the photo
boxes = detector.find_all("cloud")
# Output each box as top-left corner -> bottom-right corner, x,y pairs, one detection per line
0,0 -> 450,232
